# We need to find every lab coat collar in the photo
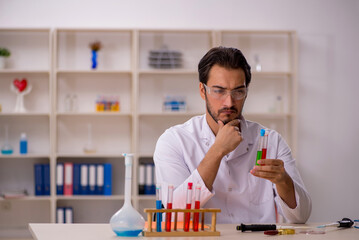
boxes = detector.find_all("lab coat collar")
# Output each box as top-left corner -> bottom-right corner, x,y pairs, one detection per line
201,114 -> 254,160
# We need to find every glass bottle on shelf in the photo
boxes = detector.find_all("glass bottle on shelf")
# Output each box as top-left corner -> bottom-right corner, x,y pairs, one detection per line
254,54 -> 262,72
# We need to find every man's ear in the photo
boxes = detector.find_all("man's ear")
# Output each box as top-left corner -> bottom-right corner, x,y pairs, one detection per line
199,82 -> 206,100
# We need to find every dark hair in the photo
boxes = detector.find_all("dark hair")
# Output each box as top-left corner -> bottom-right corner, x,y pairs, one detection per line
198,46 -> 251,86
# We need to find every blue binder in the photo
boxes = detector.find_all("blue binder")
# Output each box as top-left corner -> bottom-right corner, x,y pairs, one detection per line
103,163 -> 112,195
80,164 -> 88,195
95,164 -> 104,195
56,163 -> 64,195
88,164 -> 96,195
43,164 -> 50,196
73,164 -> 81,195
34,164 -> 43,196
64,207 -> 73,223
145,164 -> 156,195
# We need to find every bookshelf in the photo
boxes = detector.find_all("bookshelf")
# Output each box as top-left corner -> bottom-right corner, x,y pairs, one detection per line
0,28 -> 297,238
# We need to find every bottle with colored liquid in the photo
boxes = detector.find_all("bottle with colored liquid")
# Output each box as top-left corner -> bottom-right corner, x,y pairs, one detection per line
20,133 -> 28,154
110,153 -> 145,237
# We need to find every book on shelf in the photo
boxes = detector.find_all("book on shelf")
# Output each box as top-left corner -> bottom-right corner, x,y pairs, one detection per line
56,162 -> 112,196
56,207 -> 73,223
144,163 -> 156,195
34,163 -> 50,196
64,162 -> 73,196
73,163 -> 81,195
56,163 -> 64,195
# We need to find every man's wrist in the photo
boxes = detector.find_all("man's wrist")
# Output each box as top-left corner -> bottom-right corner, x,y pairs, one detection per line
209,143 -> 227,159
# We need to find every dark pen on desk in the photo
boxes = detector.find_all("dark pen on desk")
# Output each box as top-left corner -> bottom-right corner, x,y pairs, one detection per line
236,223 -> 276,232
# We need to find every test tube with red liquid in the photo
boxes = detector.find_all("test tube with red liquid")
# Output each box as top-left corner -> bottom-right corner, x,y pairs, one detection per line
193,185 -> 201,231
165,184 -> 174,232
261,129 -> 268,159
184,182 -> 193,232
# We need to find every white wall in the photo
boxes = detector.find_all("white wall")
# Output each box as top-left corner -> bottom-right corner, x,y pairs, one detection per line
1,0 -> 358,222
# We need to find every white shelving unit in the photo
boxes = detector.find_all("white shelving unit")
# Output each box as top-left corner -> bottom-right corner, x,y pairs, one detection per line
219,30 -> 297,151
0,28 -> 297,238
0,28 -> 52,239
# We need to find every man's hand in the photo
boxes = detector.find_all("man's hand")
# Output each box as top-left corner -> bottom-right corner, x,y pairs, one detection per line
197,119 -> 243,191
250,159 -> 297,208
212,119 -> 243,156
250,159 -> 288,184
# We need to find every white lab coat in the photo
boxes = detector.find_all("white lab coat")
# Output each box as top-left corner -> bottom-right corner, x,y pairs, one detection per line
154,114 -> 311,224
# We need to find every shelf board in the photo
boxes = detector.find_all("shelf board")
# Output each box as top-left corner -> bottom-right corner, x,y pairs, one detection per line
0,69 -> 50,74
56,195 -> 124,200
56,69 -> 132,74
252,71 -> 292,78
0,196 -> 51,201
0,154 -> 50,159
220,29 -> 295,35
139,69 -> 198,75
56,153 -> 124,158
56,112 -> 132,117
139,111 -> 204,117
0,112 -> 50,117
244,113 -> 291,119
138,154 -> 154,158
137,195 -> 156,200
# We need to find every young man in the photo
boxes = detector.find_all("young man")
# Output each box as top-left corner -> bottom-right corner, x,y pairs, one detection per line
154,47 -> 311,223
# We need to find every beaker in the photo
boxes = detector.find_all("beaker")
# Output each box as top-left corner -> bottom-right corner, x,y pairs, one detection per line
110,153 -> 145,237
1,125 -> 13,155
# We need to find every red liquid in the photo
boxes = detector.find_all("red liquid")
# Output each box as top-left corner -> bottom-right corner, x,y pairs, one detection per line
165,203 -> 173,232
184,203 -> 191,232
261,148 -> 267,159
193,201 -> 200,231
261,148 -> 267,164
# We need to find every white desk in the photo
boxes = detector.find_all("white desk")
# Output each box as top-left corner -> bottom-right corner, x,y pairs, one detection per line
29,223 -> 358,240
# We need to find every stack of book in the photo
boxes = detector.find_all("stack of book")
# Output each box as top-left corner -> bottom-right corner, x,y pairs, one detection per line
56,163 -> 112,196
56,207 -> 73,223
34,164 -> 50,196
138,163 -> 156,195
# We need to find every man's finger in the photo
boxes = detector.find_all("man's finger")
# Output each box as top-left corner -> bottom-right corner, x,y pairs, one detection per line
218,120 -> 224,129
258,159 -> 283,166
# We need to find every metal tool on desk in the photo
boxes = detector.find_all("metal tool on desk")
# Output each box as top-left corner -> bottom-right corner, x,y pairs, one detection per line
317,217 -> 354,228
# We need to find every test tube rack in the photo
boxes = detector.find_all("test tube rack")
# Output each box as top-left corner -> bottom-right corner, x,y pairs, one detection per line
143,208 -> 221,237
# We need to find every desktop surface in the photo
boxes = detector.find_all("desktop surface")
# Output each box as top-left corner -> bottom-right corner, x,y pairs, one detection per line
29,223 -> 358,240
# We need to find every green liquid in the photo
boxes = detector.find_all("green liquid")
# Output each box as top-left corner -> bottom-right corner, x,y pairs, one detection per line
256,151 -> 262,166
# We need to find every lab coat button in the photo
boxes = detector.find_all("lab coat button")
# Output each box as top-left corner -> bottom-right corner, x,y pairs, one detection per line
205,142 -> 209,146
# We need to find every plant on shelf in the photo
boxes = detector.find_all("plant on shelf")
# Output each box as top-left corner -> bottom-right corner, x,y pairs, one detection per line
0,47 -> 11,69
0,48 -> 11,57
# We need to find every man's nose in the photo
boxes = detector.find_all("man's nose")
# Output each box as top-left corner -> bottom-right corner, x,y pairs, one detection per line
222,92 -> 235,107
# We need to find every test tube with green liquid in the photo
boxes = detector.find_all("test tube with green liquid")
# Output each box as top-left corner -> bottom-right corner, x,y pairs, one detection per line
255,129 -> 265,165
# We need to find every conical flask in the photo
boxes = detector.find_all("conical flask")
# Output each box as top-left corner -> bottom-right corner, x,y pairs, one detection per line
110,153 -> 145,237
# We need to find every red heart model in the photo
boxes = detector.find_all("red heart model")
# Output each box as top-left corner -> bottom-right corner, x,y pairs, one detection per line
13,78 -> 27,92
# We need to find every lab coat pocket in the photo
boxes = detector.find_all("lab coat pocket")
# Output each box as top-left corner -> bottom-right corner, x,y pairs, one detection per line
247,173 -> 273,205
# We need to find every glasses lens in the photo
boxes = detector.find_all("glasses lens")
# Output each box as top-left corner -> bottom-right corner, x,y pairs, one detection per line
204,84 -> 246,100
232,89 -> 247,100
